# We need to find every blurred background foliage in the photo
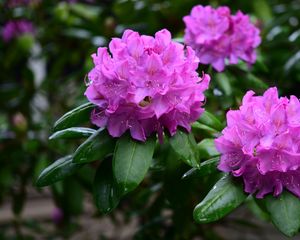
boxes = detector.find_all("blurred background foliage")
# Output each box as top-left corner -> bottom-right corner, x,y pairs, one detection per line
0,0 -> 300,239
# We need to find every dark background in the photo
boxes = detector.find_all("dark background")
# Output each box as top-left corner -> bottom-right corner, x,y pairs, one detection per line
1,0 -> 300,239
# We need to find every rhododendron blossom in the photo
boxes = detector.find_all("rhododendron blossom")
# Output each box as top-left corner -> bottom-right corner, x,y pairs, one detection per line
85,29 -> 210,142
6,0 -> 41,8
215,87 -> 300,198
2,20 -> 35,42
183,5 -> 261,72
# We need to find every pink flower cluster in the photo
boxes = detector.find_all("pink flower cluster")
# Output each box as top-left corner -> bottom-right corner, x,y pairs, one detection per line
215,87 -> 300,198
2,20 -> 35,42
183,5 -> 261,72
6,0 -> 30,7
85,29 -> 210,142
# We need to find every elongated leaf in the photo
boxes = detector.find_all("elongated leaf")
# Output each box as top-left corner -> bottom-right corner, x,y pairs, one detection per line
113,134 -> 156,196
246,73 -> 268,89
36,155 -> 82,187
69,3 -> 101,20
182,157 -> 219,179
198,111 -> 224,132
262,191 -> 300,237
73,128 -> 115,164
193,175 -> 246,223
216,73 -> 232,96
197,139 -> 220,159
49,127 -> 96,140
285,50 -> 300,73
252,0 -> 272,23
53,102 -> 94,131
246,196 -> 270,221
192,122 -> 219,137
93,160 -> 120,213
169,130 -> 200,168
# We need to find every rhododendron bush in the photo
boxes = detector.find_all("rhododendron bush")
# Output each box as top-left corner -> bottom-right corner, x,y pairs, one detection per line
2,0 -> 300,239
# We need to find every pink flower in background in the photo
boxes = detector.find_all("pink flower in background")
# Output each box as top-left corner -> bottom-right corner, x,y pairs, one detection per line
85,29 -> 210,141
51,207 -> 64,225
2,20 -> 35,42
6,0 -> 30,7
215,87 -> 300,198
183,5 -> 261,72
6,0 -> 40,7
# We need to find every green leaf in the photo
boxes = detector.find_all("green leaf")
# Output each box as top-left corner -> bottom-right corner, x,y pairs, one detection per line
246,73 -> 268,89
182,157 -> 219,179
262,191 -> 300,237
53,102 -> 94,131
216,73 -> 232,96
113,134 -> 156,195
198,111 -> 224,132
169,130 -> 200,168
49,127 -> 96,140
285,50 -> 300,73
246,196 -> 270,221
193,175 -> 247,223
36,155 -> 82,187
69,3 -> 101,20
93,160 -> 120,213
192,122 -> 219,138
63,178 -> 84,215
252,0 -> 272,23
73,128 -> 115,164
197,139 -> 220,159
254,55 -> 268,73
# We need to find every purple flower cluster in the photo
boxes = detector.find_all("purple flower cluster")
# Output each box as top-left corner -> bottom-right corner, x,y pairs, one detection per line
6,0 -> 41,7
2,20 -> 35,42
183,5 -> 261,72
6,0 -> 30,7
85,29 -> 210,142
215,87 -> 300,198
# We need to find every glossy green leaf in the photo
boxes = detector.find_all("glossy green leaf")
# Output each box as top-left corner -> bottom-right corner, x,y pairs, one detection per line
182,157 -> 220,179
216,73 -> 232,96
53,102 -> 94,131
36,155 -> 82,187
263,191 -> 300,237
284,50 -> 300,72
246,196 -> 270,221
93,160 -> 120,213
193,175 -> 247,223
192,122 -> 219,138
73,128 -> 115,164
169,130 -> 200,168
197,111 -> 224,132
197,139 -> 220,159
69,3 -> 101,20
49,127 -> 96,140
113,134 -> 156,196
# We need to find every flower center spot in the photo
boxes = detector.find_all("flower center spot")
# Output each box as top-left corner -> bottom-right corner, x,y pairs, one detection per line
139,96 -> 152,107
